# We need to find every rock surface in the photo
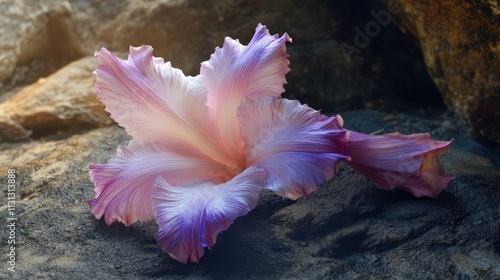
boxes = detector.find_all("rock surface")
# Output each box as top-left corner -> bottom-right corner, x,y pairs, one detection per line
1,1 -> 498,141
0,56 -> 111,141
0,1 -> 499,279
0,0 -> 82,88
0,0 -> 440,114
1,110 -> 499,279
394,0 -> 500,143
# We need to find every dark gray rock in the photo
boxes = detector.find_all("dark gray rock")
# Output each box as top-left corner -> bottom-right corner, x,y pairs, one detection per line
1,109 -> 498,279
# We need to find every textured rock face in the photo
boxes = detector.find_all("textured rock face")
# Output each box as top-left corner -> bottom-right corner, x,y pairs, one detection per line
0,111 -> 498,279
0,1 -> 499,278
0,0 -> 439,113
0,0 -> 83,88
1,1 -> 498,141
0,56 -> 111,141
394,0 -> 500,143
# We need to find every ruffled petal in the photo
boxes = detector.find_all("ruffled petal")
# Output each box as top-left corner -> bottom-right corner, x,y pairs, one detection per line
89,140 -> 227,226
345,131 -> 454,198
199,24 -> 292,163
94,46 -> 234,166
238,97 -> 350,199
152,167 -> 266,263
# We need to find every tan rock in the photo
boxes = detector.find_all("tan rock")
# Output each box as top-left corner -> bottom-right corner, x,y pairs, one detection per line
0,0 -> 84,86
0,56 -> 112,141
395,0 -> 500,142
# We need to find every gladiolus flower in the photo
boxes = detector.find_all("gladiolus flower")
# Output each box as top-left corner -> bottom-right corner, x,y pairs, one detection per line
344,131 -> 453,198
89,24 -> 453,263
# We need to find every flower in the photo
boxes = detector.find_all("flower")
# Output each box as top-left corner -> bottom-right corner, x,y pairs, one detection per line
89,24 -> 453,263
344,131 -> 453,198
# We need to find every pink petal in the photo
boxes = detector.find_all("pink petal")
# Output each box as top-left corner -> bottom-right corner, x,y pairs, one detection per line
199,24 -> 292,163
94,46 -> 235,165
238,97 -> 350,199
345,131 -> 454,198
89,140 -> 227,226
152,167 -> 266,263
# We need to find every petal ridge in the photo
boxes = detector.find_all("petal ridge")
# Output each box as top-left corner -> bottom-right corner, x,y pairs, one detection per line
89,140 -> 227,226
95,46 -> 237,166
152,167 -> 266,263
345,131 -> 454,198
199,24 -> 292,164
238,97 -> 350,199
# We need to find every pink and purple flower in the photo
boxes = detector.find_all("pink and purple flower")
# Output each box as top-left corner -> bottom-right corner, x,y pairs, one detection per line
89,24 -> 453,263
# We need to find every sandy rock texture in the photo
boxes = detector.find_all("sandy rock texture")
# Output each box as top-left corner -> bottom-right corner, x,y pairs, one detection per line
394,0 -> 500,143
0,56 -> 111,141
0,110 -> 499,279
0,0 -> 81,89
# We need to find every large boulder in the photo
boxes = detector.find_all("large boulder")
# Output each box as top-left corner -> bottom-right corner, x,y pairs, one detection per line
0,0 -> 438,121
0,56 -> 111,141
0,0 -> 83,90
394,0 -> 500,143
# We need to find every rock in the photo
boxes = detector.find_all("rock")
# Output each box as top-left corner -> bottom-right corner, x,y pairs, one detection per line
71,0 -> 441,110
0,1 -> 498,276
0,0 -> 84,87
0,56 -> 112,141
1,110 -> 498,279
124,0 -> 437,111
1,0 -> 440,120
393,0 -> 500,142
